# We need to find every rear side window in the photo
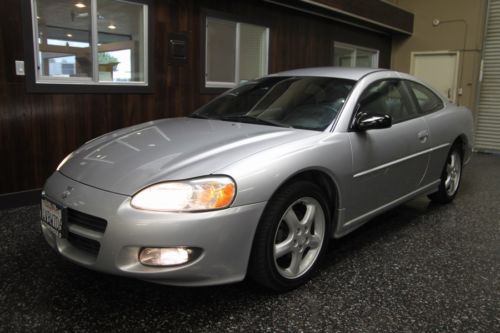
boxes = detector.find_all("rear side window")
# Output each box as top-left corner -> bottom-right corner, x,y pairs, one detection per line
406,81 -> 444,114
357,79 -> 417,124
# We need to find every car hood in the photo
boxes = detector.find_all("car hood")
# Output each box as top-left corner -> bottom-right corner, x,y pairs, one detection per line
59,117 -> 317,195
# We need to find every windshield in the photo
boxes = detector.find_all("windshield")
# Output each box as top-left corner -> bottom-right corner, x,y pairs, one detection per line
191,76 -> 355,131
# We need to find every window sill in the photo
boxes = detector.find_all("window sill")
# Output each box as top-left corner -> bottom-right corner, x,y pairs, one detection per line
26,80 -> 154,94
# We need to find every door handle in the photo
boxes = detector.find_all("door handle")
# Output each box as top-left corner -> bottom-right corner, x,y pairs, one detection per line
418,130 -> 429,143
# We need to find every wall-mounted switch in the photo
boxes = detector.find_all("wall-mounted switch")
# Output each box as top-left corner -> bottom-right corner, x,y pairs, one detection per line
15,60 -> 25,76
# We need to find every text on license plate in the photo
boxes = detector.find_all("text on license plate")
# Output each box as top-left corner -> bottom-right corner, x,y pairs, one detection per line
41,198 -> 64,238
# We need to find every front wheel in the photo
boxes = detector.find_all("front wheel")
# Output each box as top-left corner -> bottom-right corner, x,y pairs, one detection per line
428,144 -> 463,204
249,181 -> 331,292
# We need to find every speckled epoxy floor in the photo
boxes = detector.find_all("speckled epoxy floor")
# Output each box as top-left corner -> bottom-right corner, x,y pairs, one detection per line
1,153 -> 499,332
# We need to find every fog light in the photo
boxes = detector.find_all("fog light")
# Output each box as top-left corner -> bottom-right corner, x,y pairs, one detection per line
139,247 -> 193,266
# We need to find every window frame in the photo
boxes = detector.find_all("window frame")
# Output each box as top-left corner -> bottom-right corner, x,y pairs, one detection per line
333,42 -> 379,68
21,0 -> 154,94
201,10 -> 270,94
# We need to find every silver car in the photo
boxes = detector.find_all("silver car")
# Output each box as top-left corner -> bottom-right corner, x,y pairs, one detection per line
41,67 -> 473,291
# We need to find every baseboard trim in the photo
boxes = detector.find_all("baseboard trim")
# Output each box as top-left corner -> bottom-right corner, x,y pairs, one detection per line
0,188 -> 42,210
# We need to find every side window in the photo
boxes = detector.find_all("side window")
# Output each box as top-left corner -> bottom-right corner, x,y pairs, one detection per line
406,81 -> 444,114
358,80 -> 417,124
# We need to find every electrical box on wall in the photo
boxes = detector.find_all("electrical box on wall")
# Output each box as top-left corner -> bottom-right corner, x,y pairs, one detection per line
168,33 -> 188,64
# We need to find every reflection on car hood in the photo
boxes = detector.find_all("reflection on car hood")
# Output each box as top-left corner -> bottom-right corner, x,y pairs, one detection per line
59,117 -> 317,195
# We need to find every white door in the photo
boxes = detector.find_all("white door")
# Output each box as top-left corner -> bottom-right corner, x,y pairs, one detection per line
410,51 -> 459,103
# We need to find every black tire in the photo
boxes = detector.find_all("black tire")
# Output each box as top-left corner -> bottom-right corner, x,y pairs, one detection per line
428,144 -> 463,204
249,181 -> 331,292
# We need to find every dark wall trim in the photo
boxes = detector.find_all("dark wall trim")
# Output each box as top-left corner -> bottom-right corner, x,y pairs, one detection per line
20,0 -> 155,94
264,0 -> 413,35
0,189 -> 41,210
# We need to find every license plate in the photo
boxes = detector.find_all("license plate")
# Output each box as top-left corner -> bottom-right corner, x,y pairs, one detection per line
41,198 -> 66,238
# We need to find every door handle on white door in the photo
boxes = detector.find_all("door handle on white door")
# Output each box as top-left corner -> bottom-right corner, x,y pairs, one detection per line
418,130 -> 429,143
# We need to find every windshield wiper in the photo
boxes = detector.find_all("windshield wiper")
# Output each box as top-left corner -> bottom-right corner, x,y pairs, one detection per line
219,115 -> 289,128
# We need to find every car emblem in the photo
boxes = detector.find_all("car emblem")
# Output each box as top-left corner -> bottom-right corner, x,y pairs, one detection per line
61,186 -> 73,199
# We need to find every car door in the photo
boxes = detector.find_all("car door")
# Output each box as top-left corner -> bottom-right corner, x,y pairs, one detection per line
344,79 -> 430,221
404,80 -> 451,186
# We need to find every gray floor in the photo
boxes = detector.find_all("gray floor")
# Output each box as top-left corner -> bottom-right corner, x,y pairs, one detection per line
0,153 -> 499,332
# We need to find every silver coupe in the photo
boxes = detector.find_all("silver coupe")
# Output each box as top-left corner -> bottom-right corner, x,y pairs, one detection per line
41,67 -> 473,291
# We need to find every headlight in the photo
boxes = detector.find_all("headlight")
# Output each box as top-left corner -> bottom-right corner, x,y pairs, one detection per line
130,176 -> 236,212
56,152 -> 74,171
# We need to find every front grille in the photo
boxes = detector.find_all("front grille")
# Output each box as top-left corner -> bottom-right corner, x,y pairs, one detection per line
66,209 -> 107,257
67,208 -> 107,232
67,232 -> 101,256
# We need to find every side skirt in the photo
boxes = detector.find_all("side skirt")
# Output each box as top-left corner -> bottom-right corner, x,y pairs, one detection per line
333,180 -> 441,238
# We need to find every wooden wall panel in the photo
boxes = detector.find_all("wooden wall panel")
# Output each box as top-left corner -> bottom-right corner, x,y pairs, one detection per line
0,0 -> 392,195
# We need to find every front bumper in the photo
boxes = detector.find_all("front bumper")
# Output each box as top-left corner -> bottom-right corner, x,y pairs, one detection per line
42,172 -> 266,286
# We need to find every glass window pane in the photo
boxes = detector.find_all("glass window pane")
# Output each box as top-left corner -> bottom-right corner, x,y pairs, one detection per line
35,0 -> 92,78
359,80 -> 414,123
97,0 -> 145,82
407,81 -> 444,113
334,43 -> 379,68
356,49 -> 376,68
206,18 -> 236,83
239,23 -> 268,82
195,77 -> 355,131
334,47 -> 354,67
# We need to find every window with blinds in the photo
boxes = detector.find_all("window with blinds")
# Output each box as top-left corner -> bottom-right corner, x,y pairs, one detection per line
205,17 -> 269,88
333,42 -> 379,68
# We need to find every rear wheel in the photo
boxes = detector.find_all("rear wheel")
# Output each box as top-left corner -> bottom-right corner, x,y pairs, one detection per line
428,144 -> 463,204
249,181 -> 331,292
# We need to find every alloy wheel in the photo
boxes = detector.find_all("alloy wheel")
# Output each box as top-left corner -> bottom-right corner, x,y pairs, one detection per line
445,150 -> 462,196
273,197 -> 325,279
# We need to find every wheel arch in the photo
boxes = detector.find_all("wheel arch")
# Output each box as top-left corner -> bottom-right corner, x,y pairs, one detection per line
453,134 -> 470,162
266,168 -> 341,232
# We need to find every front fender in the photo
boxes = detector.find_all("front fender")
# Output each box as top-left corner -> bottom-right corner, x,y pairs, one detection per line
219,132 -> 352,210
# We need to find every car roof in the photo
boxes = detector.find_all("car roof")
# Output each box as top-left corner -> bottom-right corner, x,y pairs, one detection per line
269,67 -> 391,81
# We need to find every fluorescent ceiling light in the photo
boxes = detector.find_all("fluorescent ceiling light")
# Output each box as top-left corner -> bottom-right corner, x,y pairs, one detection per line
108,24 -> 116,30
75,2 -> 86,8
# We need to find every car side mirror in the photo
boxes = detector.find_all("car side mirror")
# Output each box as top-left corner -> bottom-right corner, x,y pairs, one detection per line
354,112 -> 392,131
